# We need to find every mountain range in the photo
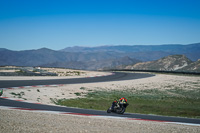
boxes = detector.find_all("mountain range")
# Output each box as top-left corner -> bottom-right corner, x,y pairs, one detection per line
0,43 -> 200,71
61,43 -> 200,61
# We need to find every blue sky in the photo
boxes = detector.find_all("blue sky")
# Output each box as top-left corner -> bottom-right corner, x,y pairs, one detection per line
0,0 -> 200,50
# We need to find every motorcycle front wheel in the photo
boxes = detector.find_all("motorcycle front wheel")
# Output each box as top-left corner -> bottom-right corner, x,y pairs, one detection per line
120,108 -> 126,114
107,108 -> 112,113
115,107 -> 126,114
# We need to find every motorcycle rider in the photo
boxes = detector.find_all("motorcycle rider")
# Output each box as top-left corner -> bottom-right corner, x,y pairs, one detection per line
111,97 -> 127,111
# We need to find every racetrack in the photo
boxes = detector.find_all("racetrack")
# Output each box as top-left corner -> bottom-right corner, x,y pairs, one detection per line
0,72 -> 200,126
0,72 -> 152,88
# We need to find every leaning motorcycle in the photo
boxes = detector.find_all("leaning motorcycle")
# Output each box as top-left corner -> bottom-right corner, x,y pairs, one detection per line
107,101 -> 129,114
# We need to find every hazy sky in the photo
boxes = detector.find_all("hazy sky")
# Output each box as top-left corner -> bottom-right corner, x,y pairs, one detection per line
0,0 -> 200,50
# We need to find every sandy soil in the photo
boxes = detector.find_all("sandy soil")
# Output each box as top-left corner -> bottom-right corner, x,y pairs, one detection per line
1,71 -> 200,132
2,72 -> 200,105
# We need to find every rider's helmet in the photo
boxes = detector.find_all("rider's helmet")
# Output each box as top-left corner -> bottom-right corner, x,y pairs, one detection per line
120,97 -> 127,102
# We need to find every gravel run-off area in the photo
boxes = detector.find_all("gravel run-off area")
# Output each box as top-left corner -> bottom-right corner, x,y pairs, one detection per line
1,109 -> 200,133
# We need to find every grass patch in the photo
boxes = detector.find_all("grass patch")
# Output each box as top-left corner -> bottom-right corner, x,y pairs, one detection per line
80,87 -> 86,90
54,88 -> 200,118
74,92 -> 81,96
10,92 -> 25,98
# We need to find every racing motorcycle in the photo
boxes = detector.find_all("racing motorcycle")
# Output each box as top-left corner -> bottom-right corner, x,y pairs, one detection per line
107,101 -> 129,114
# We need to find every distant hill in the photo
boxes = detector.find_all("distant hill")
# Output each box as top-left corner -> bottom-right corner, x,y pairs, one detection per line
0,43 -> 200,70
0,48 -> 75,66
125,55 -> 193,71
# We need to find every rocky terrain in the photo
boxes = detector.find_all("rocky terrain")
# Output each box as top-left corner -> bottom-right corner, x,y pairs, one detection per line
179,59 -> 200,72
125,55 -> 200,72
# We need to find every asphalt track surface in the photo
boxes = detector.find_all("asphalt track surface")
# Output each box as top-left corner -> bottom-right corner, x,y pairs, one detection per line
0,72 -> 200,125
0,72 -> 152,88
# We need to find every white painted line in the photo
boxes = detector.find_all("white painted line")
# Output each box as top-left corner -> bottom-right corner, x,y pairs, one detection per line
165,122 -> 200,126
0,106 -> 18,110
93,115 -> 127,119
34,110 -> 69,114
